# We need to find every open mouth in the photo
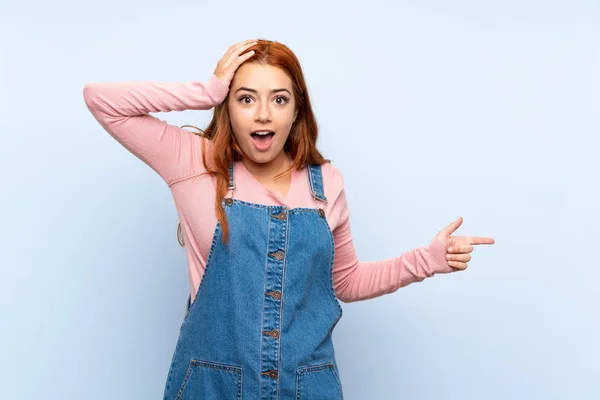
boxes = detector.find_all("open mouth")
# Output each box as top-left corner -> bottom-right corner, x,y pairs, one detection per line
251,131 -> 275,138
250,131 -> 275,150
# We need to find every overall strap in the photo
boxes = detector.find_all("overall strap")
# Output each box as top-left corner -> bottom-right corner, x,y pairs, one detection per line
228,162 -> 236,190
307,164 -> 327,202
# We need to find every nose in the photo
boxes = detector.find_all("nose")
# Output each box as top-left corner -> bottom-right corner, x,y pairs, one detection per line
254,102 -> 272,123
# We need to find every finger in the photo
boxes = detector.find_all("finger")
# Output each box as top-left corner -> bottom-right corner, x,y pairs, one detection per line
223,41 -> 257,68
221,44 -> 239,60
223,40 -> 256,60
446,253 -> 471,262
230,40 -> 258,58
237,49 -> 256,64
224,47 -> 256,72
236,43 -> 258,60
447,245 -> 473,253
467,237 -> 495,245
441,216 -> 463,236
448,261 -> 468,270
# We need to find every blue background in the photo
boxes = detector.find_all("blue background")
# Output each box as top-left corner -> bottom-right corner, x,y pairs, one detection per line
1,0 -> 598,398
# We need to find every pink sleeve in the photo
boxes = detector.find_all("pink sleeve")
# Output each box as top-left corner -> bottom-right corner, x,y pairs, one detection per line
330,169 -> 456,303
83,74 -> 229,185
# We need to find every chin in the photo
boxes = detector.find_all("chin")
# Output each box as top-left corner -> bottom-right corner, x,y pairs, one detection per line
244,147 -> 284,164
247,153 -> 277,164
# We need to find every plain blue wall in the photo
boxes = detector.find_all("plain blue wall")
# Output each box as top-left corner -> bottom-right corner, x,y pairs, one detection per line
2,0 -> 598,399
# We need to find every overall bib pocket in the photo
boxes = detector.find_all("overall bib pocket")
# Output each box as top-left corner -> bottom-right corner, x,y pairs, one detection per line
175,360 -> 243,400
296,362 -> 344,400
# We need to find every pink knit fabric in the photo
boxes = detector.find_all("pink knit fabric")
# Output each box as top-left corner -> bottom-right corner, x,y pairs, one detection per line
83,74 -> 454,303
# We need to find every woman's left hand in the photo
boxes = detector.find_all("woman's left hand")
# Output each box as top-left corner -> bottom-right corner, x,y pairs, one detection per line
435,217 -> 495,271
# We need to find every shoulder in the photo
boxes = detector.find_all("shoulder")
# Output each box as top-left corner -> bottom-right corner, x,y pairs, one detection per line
319,161 -> 345,200
317,161 -> 350,230
320,160 -> 343,182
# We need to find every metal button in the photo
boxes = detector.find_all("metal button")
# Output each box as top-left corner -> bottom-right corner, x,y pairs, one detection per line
263,329 -> 279,339
262,369 -> 278,379
318,208 -> 325,217
271,251 -> 284,261
271,211 -> 286,221
271,290 -> 282,299
224,198 -> 233,206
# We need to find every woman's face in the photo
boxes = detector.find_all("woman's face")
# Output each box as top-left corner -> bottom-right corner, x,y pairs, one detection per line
228,63 -> 297,166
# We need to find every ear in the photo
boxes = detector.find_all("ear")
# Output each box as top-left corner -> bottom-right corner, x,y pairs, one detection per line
293,110 -> 298,123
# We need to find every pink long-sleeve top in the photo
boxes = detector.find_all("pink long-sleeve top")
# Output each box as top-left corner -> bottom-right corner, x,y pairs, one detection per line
82,74 -> 454,304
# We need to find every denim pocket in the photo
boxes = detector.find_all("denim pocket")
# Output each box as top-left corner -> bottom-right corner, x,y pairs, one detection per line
296,362 -> 344,400
175,360 -> 243,400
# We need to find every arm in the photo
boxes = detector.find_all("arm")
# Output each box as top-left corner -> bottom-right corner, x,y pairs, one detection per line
331,175 -> 455,303
82,74 -> 228,185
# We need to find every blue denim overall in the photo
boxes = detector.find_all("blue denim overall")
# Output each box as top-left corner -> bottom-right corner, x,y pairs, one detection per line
162,162 -> 345,400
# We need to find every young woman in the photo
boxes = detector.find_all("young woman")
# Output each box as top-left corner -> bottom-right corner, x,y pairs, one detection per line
83,38 -> 494,400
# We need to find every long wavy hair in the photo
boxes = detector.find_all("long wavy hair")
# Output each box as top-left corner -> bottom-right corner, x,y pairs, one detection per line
177,39 -> 330,247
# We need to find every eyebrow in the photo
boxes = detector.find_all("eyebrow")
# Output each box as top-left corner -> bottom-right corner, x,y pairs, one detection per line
235,87 -> 292,95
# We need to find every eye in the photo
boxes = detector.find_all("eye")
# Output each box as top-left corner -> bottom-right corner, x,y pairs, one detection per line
237,95 -> 253,104
236,94 -> 289,105
275,95 -> 289,105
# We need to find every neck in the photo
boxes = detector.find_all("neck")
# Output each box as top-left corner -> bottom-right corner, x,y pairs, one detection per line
242,151 -> 292,183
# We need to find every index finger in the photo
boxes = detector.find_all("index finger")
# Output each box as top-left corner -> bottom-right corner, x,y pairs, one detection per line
226,39 -> 258,57
467,237 -> 495,245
